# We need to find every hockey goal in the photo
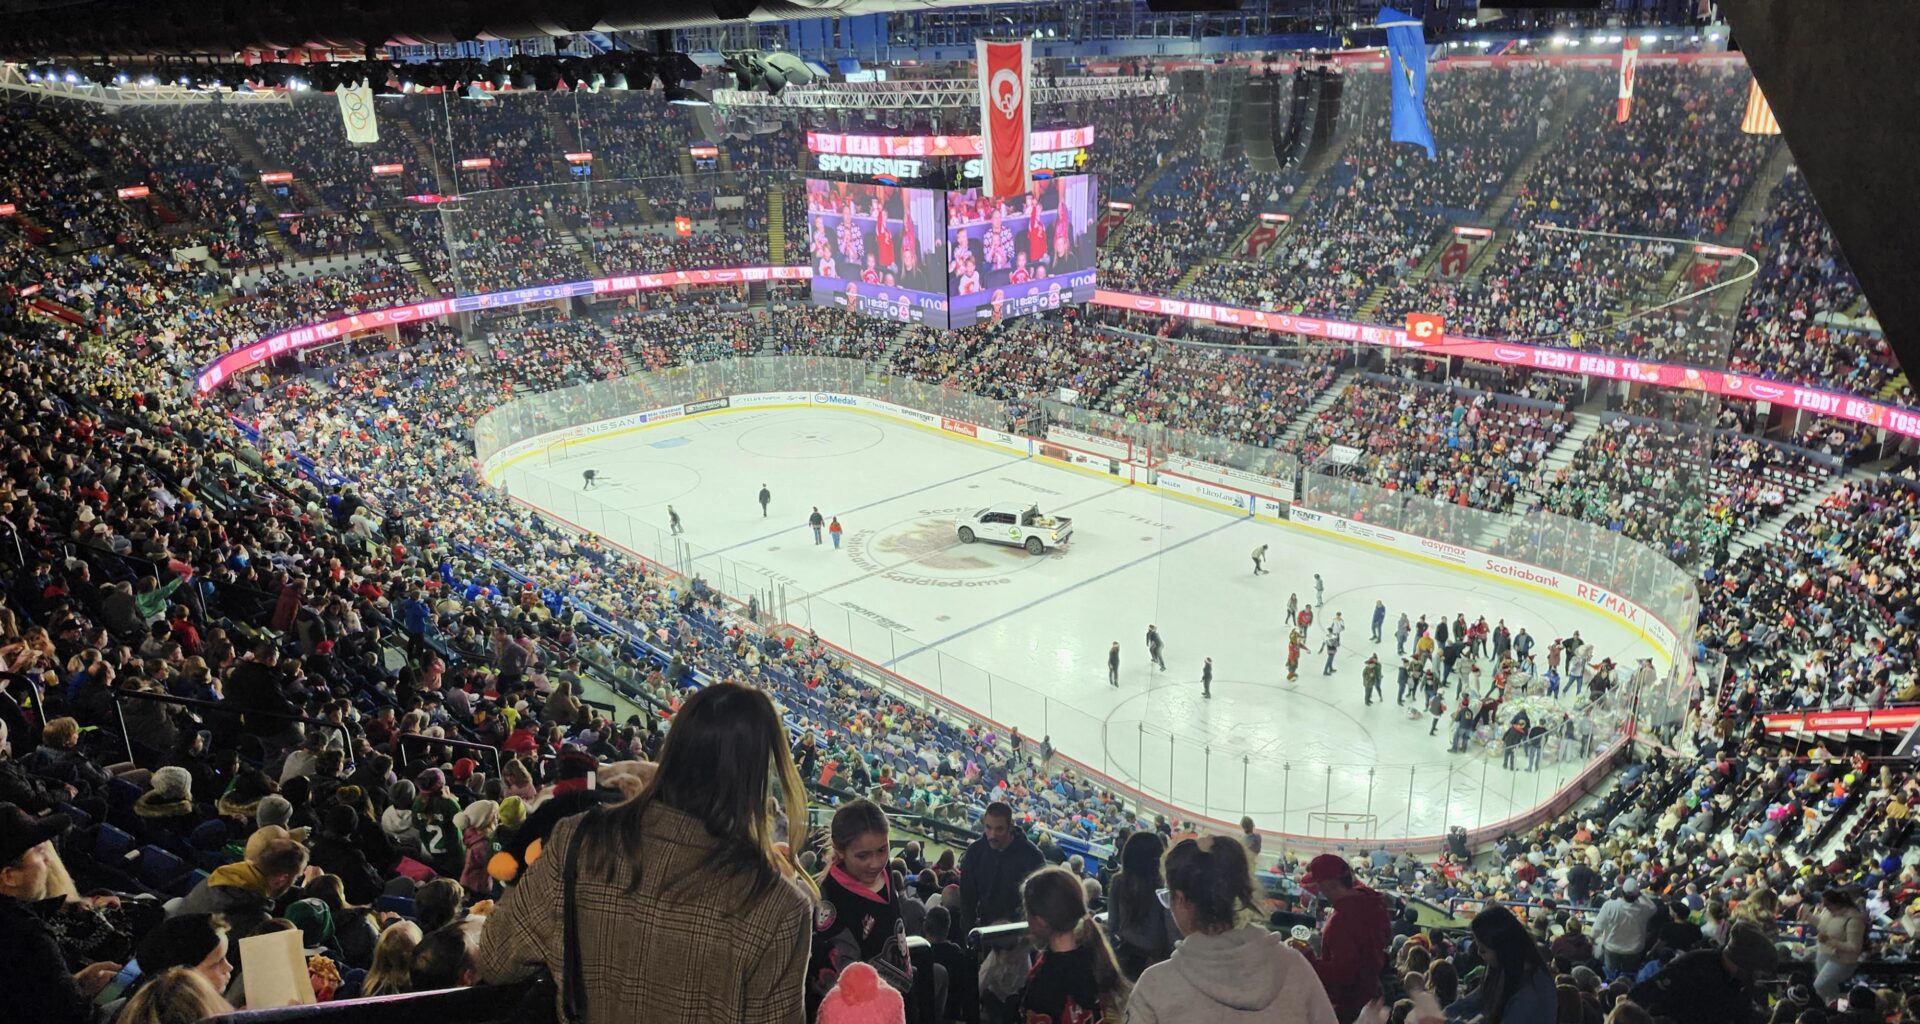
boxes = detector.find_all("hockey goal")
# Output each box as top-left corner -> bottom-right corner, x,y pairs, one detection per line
1306,811 -> 1379,843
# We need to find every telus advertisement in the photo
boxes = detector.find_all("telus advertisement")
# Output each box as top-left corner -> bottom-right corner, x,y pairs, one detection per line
804,178 -> 951,328
944,174 -> 1098,327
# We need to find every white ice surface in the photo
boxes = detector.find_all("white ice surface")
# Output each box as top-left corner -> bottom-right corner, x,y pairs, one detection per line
503,407 -> 1654,841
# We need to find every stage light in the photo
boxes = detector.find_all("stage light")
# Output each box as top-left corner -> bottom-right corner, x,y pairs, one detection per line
665,83 -> 710,106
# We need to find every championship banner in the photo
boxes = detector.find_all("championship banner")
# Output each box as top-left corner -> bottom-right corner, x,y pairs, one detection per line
1741,77 -> 1781,135
336,82 -> 379,145
1617,37 -> 1639,123
976,39 -> 1032,199
1378,7 -> 1436,159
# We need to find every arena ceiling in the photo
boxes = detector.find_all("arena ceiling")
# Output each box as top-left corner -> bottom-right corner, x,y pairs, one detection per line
1722,0 -> 1920,384
0,0 -> 1020,57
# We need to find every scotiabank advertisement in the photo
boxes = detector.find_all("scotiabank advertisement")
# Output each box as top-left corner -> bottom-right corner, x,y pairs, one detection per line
946,175 -> 1098,327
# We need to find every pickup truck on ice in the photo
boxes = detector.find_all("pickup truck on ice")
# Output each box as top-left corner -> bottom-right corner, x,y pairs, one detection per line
955,503 -> 1073,555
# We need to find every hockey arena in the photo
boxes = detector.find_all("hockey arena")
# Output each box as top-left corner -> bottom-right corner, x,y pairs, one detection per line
3,3 -> 1917,1023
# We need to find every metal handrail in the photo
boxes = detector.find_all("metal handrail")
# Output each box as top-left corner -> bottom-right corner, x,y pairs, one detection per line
106,687 -> 349,766
393,730 -> 507,782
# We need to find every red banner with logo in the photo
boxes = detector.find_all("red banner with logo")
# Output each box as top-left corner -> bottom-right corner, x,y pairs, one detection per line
1617,38 -> 1639,122
1405,313 -> 1445,344
976,39 -> 1031,199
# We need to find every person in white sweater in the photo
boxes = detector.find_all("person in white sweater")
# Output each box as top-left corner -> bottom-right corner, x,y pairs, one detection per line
1812,887 -> 1869,1003
1128,834 -> 1339,1024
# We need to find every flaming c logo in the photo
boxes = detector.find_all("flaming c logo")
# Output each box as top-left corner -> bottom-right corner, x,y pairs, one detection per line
991,69 -> 1023,117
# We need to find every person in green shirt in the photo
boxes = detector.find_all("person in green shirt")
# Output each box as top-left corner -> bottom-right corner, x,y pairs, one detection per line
414,768 -> 464,875
133,573 -> 184,623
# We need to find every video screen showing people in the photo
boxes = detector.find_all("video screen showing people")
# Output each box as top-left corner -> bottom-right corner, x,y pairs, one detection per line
944,175 -> 1099,328
805,179 -> 950,328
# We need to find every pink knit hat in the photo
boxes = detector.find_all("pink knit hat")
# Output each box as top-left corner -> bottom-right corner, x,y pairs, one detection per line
816,963 -> 904,1024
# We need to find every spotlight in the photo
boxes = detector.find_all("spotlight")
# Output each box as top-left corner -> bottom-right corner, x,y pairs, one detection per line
665,83 -> 710,106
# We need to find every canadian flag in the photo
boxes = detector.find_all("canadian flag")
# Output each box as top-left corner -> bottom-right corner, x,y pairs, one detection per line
976,39 -> 1031,199
1617,37 -> 1639,123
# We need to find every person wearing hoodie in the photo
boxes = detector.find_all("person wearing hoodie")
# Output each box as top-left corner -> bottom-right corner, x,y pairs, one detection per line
170,836 -> 310,961
380,780 -> 423,860
1129,834 -> 1338,1024
456,799 -> 500,900
1298,853 -> 1391,1023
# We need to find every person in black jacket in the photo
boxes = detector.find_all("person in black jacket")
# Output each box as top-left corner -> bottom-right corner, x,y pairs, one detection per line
224,642 -> 302,751
810,798 -> 912,1019
958,801 -> 1046,934
1626,920 -> 1774,1024
0,805 -> 125,1024
308,805 -> 386,905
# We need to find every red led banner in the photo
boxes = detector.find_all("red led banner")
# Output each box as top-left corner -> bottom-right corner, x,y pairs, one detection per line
1089,289 -> 1920,440
806,125 -> 1094,158
259,172 -> 293,184
116,185 -> 151,199
371,164 -> 405,176
459,157 -> 493,169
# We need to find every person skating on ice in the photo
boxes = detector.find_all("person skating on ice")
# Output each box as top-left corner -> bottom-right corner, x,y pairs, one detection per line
758,484 -> 771,517
1327,612 -> 1345,648
809,507 -> 825,544
1313,573 -> 1325,607
1145,625 -> 1166,672
668,505 -> 682,535
1296,603 -> 1314,637
828,516 -> 843,549
1370,601 -> 1387,643
1286,630 -> 1303,683
1395,612 -> 1411,656
1108,642 -> 1120,686
1320,631 -> 1340,676
582,468 -> 597,489
1285,593 -> 1298,627
1251,544 -> 1269,576
1201,657 -> 1213,699
1396,657 -> 1414,705
1362,655 -> 1383,705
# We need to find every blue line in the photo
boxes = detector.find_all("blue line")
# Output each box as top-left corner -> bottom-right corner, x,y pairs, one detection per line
884,515 -> 1251,667
703,453 -> 1031,557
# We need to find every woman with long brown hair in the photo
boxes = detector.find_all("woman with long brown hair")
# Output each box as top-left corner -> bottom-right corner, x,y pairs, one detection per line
477,682 -> 817,1024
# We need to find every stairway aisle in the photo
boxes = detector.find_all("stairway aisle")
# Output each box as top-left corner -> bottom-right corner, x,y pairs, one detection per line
1274,368 -> 1357,447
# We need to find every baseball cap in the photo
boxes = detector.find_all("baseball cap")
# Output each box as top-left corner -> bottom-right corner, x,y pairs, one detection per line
0,803 -> 70,866
1299,853 -> 1354,891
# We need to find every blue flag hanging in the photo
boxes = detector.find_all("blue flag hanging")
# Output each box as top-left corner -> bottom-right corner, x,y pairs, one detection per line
1378,7 -> 1436,159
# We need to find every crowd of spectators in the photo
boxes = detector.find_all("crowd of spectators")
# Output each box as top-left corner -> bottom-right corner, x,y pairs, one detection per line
6,58 -> 1920,1024
1531,414 -> 1835,567
1285,376 -> 1572,513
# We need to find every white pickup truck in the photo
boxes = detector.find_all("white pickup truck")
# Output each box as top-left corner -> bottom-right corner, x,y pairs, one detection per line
955,503 -> 1073,555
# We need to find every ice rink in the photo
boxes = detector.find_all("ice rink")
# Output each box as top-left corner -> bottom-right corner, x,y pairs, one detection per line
501,406 -> 1658,842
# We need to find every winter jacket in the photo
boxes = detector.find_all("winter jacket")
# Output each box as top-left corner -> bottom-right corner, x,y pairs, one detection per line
461,826 -> 494,897
381,805 -> 423,858
0,755 -> 63,812
132,792 -> 197,834
173,861 -> 278,953
1306,884 -> 1391,1021
1129,925 -> 1339,1024
958,828 -> 1047,933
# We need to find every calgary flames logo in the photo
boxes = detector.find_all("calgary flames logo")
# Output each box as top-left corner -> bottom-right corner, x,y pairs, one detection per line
991,68 -> 1023,117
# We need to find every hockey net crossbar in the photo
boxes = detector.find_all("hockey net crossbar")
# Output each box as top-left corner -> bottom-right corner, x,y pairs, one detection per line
1305,811 -> 1380,842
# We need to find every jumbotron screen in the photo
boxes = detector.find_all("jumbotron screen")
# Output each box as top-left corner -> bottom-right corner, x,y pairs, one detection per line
804,178 -> 951,328
945,174 -> 1099,327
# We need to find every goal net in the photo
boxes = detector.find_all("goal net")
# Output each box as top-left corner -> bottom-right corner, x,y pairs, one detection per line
1305,811 -> 1380,843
